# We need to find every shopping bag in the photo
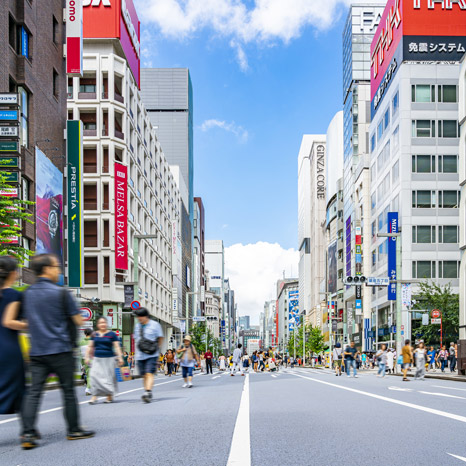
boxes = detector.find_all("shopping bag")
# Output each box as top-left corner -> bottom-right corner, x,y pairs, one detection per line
121,366 -> 132,381
115,367 -> 124,382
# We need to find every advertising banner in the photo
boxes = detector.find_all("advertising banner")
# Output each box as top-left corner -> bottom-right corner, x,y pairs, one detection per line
115,162 -> 128,270
66,0 -> 84,76
0,111 -> 18,121
387,212 -> 398,301
401,283 -> 412,310
288,290 -> 299,331
0,157 -> 18,168
35,147 -> 63,264
66,120 -> 83,287
345,217 -> 351,284
328,241 -> 337,294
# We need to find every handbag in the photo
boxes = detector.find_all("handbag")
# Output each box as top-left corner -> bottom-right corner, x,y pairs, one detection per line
138,324 -> 158,355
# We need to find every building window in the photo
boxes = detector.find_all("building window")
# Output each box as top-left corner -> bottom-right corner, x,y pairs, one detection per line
103,257 -> 110,283
412,120 -> 435,138
384,108 -> 390,130
392,91 -> 399,116
439,261 -> 459,279
370,133 -> 376,153
412,261 -> 436,279
103,220 -> 110,247
84,257 -> 98,284
84,220 -> 98,247
438,85 -> 457,103
412,190 -> 435,208
18,87 -> 29,148
9,15 -> 17,50
392,160 -> 399,184
412,84 -> 435,103
377,120 -> 384,140
412,225 -> 436,244
53,16 -> 59,44
392,126 -> 399,151
53,70 -> 59,98
412,155 -> 435,173
438,190 -> 459,208
438,120 -> 459,138
438,155 -> 458,173
438,225 -> 458,243
83,184 -> 97,210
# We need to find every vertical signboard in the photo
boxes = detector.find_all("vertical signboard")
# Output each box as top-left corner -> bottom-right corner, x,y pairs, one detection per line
66,120 -> 83,287
328,241 -> 337,294
288,290 -> 299,331
114,163 -> 128,270
171,221 -> 178,276
66,0 -> 84,76
387,212 -> 398,301
35,147 -> 64,264
345,217 -> 352,285
355,226 -> 362,313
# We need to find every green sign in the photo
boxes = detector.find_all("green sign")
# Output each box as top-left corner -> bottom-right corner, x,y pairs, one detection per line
2,171 -> 19,183
0,141 -> 19,152
0,156 -> 19,168
67,120 -> 83,288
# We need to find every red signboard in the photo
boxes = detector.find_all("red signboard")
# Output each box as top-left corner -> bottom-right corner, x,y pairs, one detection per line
66,0 -> 83,76
431,309 -> 441,319
114,162 -> 128,270
83,0 -> 140,87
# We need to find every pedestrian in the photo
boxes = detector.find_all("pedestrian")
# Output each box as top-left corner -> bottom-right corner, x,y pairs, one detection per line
134,307 -> 164,403
177,335 -> 200,387
0,257 -> 26,416
205,347 -> 213,374
252,351 -> 258,371
414,342 -> 427,380
376,344 -> 388,378
427,346 -> 436,372
230,344 -> 244,376
361,352 -> 367,369
219,354 -> 226,371
85,317 -> 124,405
259,351 -> 265,371
18,254 -> 95,449
128,353 -> 134,374
122,351 -> 129,367
200,353 -> 206,373
449,342 -> 457,372
79,328 -> 93,395
402,339 -> 413,381
386,348 -> 394,374
242,352 -> 250,372
436,345 -> 448,372
166,349 -> 175,376
332,342 -> 342,376
344,341 -> 358,378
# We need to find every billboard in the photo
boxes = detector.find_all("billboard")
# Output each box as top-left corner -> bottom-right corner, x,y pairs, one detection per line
66,0 -> 83,76
387,212 -> 399,301
66,121 -> 83,287
328,241 -> 337,294
114,162 -> 128,270
35,147 -> 63,263
288,290 -> 299,331
371,0 -> 466,115
83,0 -> 140,87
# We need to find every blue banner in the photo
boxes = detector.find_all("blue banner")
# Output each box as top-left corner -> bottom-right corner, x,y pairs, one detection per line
0,111 -> 18,121
21,27 -> 29,58
387,212 -> 398,301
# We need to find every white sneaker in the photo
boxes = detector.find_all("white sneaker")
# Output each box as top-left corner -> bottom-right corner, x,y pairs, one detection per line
182,383 -> 188,388
354,375 -> 358,378
188,382 -> 193,388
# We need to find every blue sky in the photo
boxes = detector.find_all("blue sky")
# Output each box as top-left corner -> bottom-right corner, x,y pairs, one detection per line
134,0 -> 354,321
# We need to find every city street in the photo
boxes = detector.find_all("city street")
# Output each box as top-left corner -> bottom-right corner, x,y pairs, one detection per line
2,368 -> 466,465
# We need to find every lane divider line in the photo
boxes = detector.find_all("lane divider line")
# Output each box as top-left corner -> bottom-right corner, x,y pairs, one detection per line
227,374 -> 250,466
289,372 -> 466,424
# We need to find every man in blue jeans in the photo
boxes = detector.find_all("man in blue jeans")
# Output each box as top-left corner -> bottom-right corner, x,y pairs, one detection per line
344,341 -> 358,378
134,308 -> 164,403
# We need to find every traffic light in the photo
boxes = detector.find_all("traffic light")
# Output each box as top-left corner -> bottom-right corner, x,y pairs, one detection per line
344,276 -> 367,285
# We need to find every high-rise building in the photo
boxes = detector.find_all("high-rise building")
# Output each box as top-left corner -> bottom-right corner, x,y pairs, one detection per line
68,0 -> 181,351
298,135 -> 327,327
0,0 -> 67,283
140,68 -> 194,216
369,0 -> 465,352
342,2 -> 386,348
239,315 -> 250,330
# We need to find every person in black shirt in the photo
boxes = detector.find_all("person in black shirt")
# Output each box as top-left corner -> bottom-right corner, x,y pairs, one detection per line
344,341 -> 358,378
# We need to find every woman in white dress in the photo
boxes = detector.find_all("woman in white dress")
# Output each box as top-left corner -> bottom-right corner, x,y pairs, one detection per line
386,348 -> 395,374
219,355 -> 226,371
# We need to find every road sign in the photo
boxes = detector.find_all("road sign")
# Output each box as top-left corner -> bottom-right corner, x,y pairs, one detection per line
431,309 -> 441,319
130,300 -> 141,310
431,318 -> 441,324
401,325 -> 404,330
193,316 -> 206,322
80,307 -> 93,321
366,277 -> 390,287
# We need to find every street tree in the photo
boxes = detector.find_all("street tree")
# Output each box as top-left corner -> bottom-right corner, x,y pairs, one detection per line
412,281 -> 459,345
190,322 -> 222,355
308,326 -> 325,356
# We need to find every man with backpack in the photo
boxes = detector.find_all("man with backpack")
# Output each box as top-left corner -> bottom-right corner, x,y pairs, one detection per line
134,307 -> 164,403
20,254 -> 95,450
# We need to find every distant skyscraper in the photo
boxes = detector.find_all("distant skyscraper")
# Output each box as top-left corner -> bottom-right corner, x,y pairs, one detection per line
140,68 -> 194,215
239,316 -> 250,330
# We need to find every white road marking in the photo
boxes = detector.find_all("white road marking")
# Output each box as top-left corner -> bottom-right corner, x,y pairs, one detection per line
0,379 -> 180,426
271,375 -> 277,378
388,386 -> 413,392
432,385 -> 466,392
418,391 -> 466,400
290,372 -> 466,424
212,376 -> 221,380
448,453 -> 466,463
227,374 -> 250,466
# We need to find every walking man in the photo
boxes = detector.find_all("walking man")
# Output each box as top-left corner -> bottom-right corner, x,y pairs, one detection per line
449,342 -> 457,372
21,254 -> 95,449
344,341 -> 358,378
402,339 -> 413,381
205,348 -> 213,374
231,344 -> 244,376
134,307 -> 164,403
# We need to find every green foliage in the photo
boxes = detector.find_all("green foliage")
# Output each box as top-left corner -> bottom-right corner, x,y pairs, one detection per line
190,322 -> 222,355
411,281 -> 459,345
308,326 -> 325,355
0,172 -> 34,263
287,323 -> 325,357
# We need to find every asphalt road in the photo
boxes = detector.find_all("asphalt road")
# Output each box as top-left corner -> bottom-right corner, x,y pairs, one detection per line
2,367 -> 466,465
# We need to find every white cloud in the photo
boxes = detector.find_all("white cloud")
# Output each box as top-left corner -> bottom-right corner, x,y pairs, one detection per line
135,0 -> 352,69
225,242 -> 299,325
200,119 -> 249,143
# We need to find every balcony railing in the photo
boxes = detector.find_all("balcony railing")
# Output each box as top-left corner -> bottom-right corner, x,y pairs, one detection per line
84,202 -> 97,210
114,92 -> 124,104
78,92 -> 97,100
83,129 -> 97,137
83,165 -> 97,173
115,130 -> 124,140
